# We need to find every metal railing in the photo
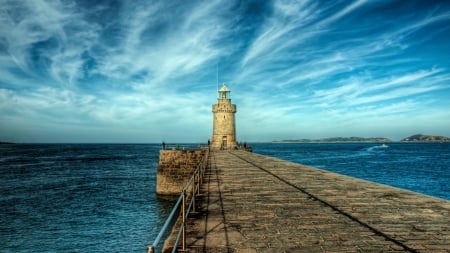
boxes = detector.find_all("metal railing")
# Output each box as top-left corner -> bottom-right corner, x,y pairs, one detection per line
161,143 -> 208,150
148,149 -> 209,253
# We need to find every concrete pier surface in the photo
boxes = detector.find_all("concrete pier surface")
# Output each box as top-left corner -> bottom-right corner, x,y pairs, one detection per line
165,150 -> 450,252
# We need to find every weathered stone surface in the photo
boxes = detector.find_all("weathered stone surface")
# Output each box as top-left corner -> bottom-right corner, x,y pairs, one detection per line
156,149 -> 205,195
164,150 -> 450,252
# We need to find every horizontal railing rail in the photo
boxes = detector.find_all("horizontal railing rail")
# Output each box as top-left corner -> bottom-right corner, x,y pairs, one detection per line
147,149 -> 209,253
161,144 -> 208,150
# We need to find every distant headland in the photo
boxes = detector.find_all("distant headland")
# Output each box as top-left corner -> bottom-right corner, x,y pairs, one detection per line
401,134 -> 450,142
0,141 -> 14,144
273,134 -> 450,143
273,137 -> 392,143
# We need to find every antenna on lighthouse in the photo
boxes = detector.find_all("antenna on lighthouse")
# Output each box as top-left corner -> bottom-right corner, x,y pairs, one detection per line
216,62 -> 219,93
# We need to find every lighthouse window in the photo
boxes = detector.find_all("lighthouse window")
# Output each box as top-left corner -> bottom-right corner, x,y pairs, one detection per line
224,115 -> 226,119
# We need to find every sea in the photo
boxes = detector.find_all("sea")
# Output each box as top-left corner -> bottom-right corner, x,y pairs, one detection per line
1,142 -> 449,252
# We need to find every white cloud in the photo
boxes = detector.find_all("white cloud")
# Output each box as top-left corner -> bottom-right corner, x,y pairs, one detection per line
1,1 -> 75,77
241,0 -> 319,66
316,0 -> 367,27
309,68 -> 449,107
92,0 -> 238,87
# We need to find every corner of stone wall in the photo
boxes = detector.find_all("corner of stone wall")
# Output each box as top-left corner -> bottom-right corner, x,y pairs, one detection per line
156,149 -> 206,196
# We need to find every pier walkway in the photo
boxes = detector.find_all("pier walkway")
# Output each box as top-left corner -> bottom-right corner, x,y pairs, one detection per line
166,150 -> 450,252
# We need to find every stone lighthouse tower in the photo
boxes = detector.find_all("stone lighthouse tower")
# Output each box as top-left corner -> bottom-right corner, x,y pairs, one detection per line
211,84 -> 237,150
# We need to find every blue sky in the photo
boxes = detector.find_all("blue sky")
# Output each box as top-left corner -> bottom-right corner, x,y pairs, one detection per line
1,0 -> 449,143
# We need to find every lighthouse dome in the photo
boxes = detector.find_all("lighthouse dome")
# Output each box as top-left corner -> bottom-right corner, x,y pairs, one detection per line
219,84 -> 230,92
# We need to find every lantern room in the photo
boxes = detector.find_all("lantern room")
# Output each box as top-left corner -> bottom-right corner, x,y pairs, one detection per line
218,84 -> 231,99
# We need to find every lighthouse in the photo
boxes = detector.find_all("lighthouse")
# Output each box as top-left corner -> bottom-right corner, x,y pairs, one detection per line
211,84 -> 237,150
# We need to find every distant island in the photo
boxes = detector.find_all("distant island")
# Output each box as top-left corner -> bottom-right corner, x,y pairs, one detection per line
401,134 -> 450,142
273,134 -> 450,143
0,141 -> 14,144
273,137 -> 392,143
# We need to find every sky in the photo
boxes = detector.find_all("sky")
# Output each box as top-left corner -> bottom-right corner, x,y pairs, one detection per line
0,0 -> 449,143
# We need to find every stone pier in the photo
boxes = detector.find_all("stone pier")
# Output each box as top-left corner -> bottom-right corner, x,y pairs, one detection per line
163,150 -> 450,252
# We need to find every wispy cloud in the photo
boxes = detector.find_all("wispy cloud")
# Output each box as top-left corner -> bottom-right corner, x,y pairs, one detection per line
0,0 -> 100,84
92,0 -> 240,87
241,0 -> 367,67
311,68 -> 448,106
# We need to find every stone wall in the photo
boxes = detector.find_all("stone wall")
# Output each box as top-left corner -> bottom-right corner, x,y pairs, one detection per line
156,149 -> 206,196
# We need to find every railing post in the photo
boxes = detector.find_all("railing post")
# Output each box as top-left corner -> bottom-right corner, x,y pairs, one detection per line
200,154 -> 204,185
201,160 -> 204,184
192,171 -> 196,213
182,190 -> 186,252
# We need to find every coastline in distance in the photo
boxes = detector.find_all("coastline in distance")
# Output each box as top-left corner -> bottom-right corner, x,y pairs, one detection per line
273,134 -> 450,143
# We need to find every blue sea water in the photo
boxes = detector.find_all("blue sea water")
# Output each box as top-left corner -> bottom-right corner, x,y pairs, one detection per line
252,142 -> 450,200
1,143 -> 449,252
0,144 -> 172,253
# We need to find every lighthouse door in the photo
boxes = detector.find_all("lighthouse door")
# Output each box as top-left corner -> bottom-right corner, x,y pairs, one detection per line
222,136 -> 227,149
